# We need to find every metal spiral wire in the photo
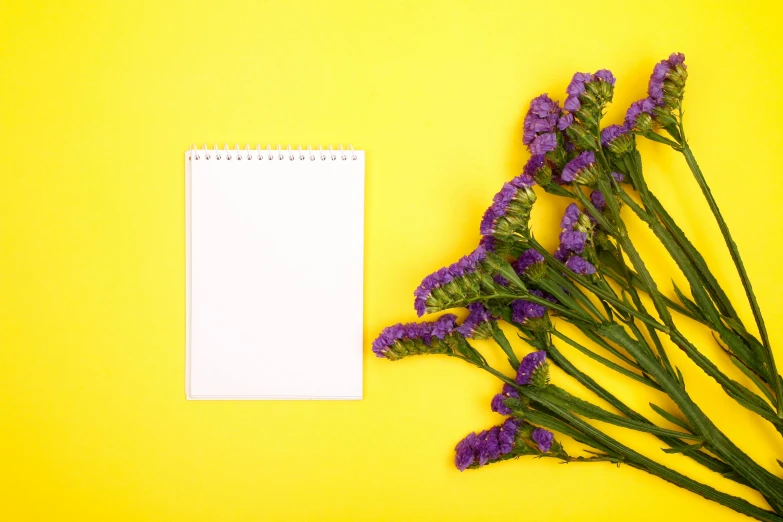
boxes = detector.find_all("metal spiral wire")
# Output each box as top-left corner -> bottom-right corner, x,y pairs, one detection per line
188,144 -> 358,161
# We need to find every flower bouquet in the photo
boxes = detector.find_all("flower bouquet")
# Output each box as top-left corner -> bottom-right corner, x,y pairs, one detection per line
373,53 -> 783,520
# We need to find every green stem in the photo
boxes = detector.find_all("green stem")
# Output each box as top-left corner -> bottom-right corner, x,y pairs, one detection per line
475,361 -> 782,521
531,333 -> 751,488
599,324 -> 783,506
680,143 -> 783,417
551,328 -> 662,390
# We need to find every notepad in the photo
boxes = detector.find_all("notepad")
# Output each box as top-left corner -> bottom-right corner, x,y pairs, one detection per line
186,145 -> 365,400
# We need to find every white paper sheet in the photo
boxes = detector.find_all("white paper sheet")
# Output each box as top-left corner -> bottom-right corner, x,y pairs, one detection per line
186,148 -> 364,399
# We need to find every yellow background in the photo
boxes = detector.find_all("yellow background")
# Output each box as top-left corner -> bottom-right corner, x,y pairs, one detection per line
2,1 -> 782,520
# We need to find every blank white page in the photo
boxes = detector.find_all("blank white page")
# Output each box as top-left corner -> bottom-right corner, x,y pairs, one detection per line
186,147 -> 364,399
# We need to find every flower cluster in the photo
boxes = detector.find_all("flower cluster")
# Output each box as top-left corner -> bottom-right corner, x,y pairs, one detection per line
479,175 -> 537,255
553,204 -> 596,275
624,97 -> 657,133
624,53 -> 687,132
511,291 -> 549,330
564,70 -> 616,117
454,418 -> 521,471
648,53 -> 687,109
455,303 -> 495,340
413,246 -> 491,317
561,151 -> 599,185
523,94 -> 563,156
532,427 -> 554,453
514,248 -> 546,281
490,383 -> 520,416
601,124 -> 633,155
516,350 -> 549,386
372,314 -> 457,360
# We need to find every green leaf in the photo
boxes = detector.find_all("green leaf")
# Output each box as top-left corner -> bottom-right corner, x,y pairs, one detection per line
726,352 -> 776,408
649,403 -> 693,432
671,280 -> 707,322
540,386 -> 702,441
484,252 -> 525,290
662,442 -> 704,454
491,325 -> 519,369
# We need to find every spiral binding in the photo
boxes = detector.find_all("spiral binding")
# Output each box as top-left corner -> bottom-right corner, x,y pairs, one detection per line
188,144 -> 358,161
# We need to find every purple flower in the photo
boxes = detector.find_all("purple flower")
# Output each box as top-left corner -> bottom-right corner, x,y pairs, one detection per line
414,247 -> 488,316
493,274 -> 509,286
455,303 -> 493,338
431,314 -> 457,339
612,171 -> 625,183
373,317 -> 461,359
529,132 -> 558,155
565,255 -> 596,275
454,419 -> 520,471
560,203 -> 582,229
523,155 -> 546,178
532,427 -> 554,453
528,93 -> 560,118
491,393 -> 512,416
511,291 -> 547,325
502,383 -> 519,399
563,95 -> 581,112
455,432 -> 480,471
557,113 -> 574,131
480,183 -> 517,235
600,124 -> 628,147
593,69 -> 616,85
510,173 -> 535,189
563,70 -> 615,115
522,94 -> 561,145
514,248 -> 545,274
498,418 -> 519,454
561,151 -> 596,183
553,247 -> 569,263
479,235 -> 496,252
516,350 -> 547,385
559,230 -> 587,254
523,94 -> 562,153
590,190 -> 606,210
491,381 -> 522,416
624,97 -> 656,129
480,426 -> 502,464
648,53 -> 687,105
566,72 -> 592,95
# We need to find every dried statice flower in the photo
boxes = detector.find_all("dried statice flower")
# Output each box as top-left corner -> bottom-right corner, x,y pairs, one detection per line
372,314 -> 458,360
516,350 -> 548,386
523,154 -> 553,186
454,418 -> 521,471
455,303 -> 494,340
624,97 -> 656,133
565,255 -> 597,275
514,248 -> 546,280
523,94 -> 563,156
490,383 -> 520,416
414,247 -> 489,317
561,151 -> 599,184
559,230 -> 587,254
590,190 -> 607,211
601,124 -> 634,155
511,290 -> 548,327
560,203 -> 582,230
648,52 -> 687,108
532,427 -> 554,453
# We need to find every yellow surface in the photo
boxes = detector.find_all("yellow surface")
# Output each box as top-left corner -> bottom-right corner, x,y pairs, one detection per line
2,1 -> 782,520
